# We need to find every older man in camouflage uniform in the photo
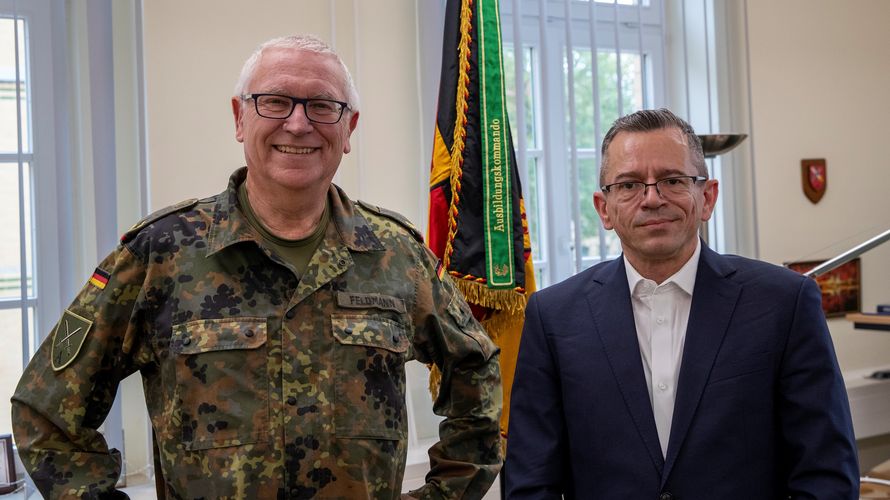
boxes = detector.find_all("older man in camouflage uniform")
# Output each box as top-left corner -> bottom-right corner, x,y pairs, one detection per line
11,35 -> 502,499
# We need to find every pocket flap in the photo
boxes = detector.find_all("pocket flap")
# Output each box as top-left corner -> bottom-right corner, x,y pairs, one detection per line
331,314 -> 409,353
173,317 -> 268,355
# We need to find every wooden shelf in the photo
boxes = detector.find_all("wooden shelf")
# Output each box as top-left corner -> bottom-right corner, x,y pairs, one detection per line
845,313 -> 890,331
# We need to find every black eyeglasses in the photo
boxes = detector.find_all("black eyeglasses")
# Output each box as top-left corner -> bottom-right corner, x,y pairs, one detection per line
241,93 -> 349,124
601,175 -> 708,203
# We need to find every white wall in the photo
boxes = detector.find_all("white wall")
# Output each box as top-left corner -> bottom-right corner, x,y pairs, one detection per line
744,0 -> 890,372
744,0 -> 890,470
143,0 -> 427,222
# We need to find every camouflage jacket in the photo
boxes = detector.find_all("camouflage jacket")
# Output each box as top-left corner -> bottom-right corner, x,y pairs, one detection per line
12,168 -> 502,499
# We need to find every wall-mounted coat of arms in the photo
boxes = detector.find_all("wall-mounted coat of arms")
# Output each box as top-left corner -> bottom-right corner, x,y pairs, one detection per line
801,158 -> 827,204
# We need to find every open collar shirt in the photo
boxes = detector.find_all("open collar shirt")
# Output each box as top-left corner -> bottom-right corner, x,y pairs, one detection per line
624,239 -> 701,457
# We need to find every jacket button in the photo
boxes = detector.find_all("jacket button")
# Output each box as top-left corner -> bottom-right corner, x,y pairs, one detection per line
244,329 -> 255,338
285,309 -> 296,320
182,337 -> 191,346
344,327 -> 353,335
286,396 -> 297,406
659,493 -> 674,500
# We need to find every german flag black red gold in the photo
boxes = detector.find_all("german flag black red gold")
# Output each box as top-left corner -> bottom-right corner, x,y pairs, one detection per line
427,0 -> 535,439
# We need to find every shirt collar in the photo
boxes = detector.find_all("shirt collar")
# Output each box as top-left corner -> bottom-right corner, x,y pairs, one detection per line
624,239 -> 701,297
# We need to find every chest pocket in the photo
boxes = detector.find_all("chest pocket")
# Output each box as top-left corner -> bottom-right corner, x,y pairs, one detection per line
331,314 -> 409,441
172,317 -> 270,451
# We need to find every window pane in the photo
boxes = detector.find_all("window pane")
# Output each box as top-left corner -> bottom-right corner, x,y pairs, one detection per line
568,49 -> 643,262
589,0 -> 639,4
566,50 -> 645,157
617,53 -> 644,115
596,51 -> 644,125
0,17 -> 30,154
28,305 -> 36,357
0,307 -> 26,434
0,162 -> 34,299
570,49 -> 597,149
534,265 -> 545,289
579,154 -> 623,261
503,44 -> 537,148
578,157 -> 599,258
525,156 -> 542,260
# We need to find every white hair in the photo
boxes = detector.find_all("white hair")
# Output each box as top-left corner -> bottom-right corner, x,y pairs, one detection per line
233,34 -> 360,111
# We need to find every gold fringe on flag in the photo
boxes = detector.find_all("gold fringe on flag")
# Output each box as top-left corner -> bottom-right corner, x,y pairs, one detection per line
454,279 -> 526,316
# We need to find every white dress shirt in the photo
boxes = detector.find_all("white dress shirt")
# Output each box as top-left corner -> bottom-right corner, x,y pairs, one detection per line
624,240 -> 701,457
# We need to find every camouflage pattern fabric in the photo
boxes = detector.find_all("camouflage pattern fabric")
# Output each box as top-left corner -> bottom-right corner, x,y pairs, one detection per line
11,167 -> 502,499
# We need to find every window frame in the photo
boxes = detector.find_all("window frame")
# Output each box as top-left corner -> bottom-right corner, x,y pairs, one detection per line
0,0 -> 63,369
501,0 -> 668,286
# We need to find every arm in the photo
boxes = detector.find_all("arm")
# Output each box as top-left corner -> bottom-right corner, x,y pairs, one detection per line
778,277 -> 859,499
503,293 -> 568,499
11,245 -> 147,500
407,251 -> 502,499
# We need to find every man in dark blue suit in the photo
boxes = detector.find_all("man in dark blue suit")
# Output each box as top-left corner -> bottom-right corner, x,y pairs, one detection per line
504,109 -> 858,499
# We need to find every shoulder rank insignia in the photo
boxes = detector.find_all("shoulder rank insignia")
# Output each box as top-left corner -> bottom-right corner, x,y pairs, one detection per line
120,198 -> 199,244
356,199 -> 424,243
51,310 -> 94,371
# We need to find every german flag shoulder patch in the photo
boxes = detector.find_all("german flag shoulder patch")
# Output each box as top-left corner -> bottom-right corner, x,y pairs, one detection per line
89,268 -> 110,290
436,259 -> 447,281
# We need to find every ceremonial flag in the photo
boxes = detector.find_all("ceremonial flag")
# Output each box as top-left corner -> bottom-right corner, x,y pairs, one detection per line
427,0 -> 535,439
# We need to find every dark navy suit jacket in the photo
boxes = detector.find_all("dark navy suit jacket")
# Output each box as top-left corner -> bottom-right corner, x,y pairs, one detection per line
505,245 -> 858,499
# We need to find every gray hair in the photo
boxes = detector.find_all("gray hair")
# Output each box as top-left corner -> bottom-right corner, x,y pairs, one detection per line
599,108 -> 705,185
233,34 -> 360,111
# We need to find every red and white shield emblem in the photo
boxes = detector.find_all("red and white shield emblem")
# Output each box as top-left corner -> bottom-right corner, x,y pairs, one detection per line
808,164 -> 826,191
801,159 -> 827,204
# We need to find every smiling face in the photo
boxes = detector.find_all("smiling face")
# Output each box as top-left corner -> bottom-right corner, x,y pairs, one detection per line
232,47 -> 359,198
593,127 -> 718,279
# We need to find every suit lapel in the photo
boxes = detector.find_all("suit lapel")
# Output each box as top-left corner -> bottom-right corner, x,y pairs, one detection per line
661,246 -> 741,484
587,259 -> 665,475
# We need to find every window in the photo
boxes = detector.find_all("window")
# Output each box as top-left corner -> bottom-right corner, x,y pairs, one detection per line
0,10 -> 36,437
0,2 -> 150,489
502,0 -> 667,286
0,0 -> 78,463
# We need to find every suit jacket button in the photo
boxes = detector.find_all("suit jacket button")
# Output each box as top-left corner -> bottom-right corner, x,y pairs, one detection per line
659,492 -> 674,500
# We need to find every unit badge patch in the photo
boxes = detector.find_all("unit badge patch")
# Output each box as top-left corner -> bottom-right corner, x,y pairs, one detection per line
51,310 -> 94,371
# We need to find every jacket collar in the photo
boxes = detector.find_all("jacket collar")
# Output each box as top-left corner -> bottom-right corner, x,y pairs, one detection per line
206,167 -> 384,257
586,257 -> 666,474
661,243 -> 741,484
